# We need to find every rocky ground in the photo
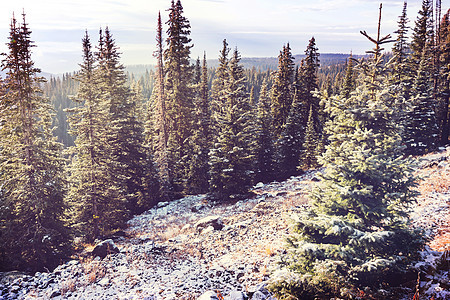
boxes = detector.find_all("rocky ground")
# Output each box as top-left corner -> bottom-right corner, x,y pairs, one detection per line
0,148 -> 449,300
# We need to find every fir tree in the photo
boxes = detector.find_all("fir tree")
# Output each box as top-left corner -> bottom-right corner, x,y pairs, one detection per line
0,13 -> 69,271
270,7 -> 424,298
164,0 -> 195,195
209,48 -> 254,200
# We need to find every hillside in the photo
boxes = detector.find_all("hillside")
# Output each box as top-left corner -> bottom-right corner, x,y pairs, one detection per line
0,147 -> 448,300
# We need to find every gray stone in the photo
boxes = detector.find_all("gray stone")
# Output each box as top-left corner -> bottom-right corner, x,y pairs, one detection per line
92,239 -> 120,259
194,216 -> 224,231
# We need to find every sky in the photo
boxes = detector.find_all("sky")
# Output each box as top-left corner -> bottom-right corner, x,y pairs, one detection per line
0,0 -> 427,74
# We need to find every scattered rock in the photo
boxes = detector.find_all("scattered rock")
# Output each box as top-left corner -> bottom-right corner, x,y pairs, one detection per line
157,201 -> 169,208
192,203 -> 206,212
254,182 -> 264,189
49,289 -> 61,298
98,277 -> 110,286
92,239 -> 120,259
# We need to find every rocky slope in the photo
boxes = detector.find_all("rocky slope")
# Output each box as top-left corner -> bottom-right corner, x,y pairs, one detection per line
0,148 -> 449,300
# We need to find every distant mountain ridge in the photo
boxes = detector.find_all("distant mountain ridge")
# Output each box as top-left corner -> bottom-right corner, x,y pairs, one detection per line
123,53 -> 367,77
0,53 -> 367,79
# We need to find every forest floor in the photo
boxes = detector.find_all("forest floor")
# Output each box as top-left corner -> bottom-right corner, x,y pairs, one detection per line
0,148 -> 449,300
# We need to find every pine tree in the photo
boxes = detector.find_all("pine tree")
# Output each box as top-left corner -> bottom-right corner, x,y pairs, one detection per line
254,80 -> 275,183
271,43 -> 295,138
270,7 -> 424,298
209,48 -> 254,200
164,0 -> 195,195
0,13 -> 69,271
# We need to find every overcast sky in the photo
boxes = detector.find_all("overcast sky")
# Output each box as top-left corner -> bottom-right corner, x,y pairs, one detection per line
0,0 -> 426,74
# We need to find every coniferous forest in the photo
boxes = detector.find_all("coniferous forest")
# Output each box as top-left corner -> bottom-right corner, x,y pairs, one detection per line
0,0 -> 449,299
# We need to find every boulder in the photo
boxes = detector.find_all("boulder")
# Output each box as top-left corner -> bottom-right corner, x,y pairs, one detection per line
92,239 -> 120,259
194,216 -> 224,231
225,291 -> 248,300
198,290 -> 220,300
251,283 -> 275,300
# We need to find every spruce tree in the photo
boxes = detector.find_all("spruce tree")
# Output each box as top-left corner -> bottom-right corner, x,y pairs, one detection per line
209,48 -> 254,200
187,54 -> 211,193
302,105 -> 319,169
254,80 -> 275,183
151,11 -> 170,200
164,0 -> 195,196
277,87 -> 304,179
0,13 -> 69,271
210,39 -> 230,137
391,1 -> 412,96
97,27 -> 158,215
438,9 -> 450,144
298,37 -> 321,132
296,37 -> 322,170
270,8 -> 424,298
403,47 -> 440,155
410,0 -> 434,68
67,30 -> 121,241
340,54 -> 356,99
271,43 -> 295,138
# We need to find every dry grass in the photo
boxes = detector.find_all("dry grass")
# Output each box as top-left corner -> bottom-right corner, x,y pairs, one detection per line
60,279 -> 77,296
264,245 -> 275,257
416,167 -> 450,195
81,258 -> 106,284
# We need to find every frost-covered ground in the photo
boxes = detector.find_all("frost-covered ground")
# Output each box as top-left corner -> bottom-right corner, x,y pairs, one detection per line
0,148 -> 448,300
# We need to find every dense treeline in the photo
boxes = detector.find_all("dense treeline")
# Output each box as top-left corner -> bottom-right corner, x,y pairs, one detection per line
0,0 -> 449,298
